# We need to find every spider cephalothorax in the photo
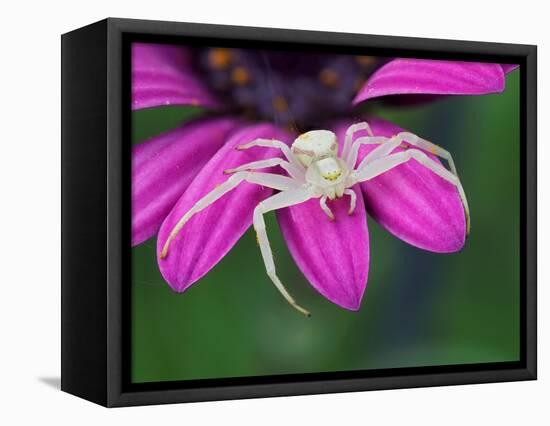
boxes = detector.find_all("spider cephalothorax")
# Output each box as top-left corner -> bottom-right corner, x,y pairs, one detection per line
292,130 -> 350,201
160,122 -> 469,316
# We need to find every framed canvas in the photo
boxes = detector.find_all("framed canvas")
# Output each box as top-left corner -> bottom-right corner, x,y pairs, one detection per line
61,18 -> 537,407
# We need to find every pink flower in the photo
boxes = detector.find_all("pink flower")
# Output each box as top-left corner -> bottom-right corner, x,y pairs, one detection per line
132,43 -> 517,312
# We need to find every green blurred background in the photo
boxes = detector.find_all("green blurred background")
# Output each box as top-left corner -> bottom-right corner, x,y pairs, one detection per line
131,68 -> 520,383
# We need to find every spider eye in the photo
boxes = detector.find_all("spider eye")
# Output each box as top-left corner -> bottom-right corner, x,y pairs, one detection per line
315,157 -> 342,181
322,170 -> 342,181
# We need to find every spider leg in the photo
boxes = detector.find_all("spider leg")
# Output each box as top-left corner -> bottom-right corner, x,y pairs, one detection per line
342,121 -> 374,160
391,132 -> 458,175
355,135 -> 406,169
160,172 -> 300,259
224,157 -> 305,181
253,188 -> 315,316
344,136 -> 388,168
358,132 -> 458,175
236,138 -> 303,169
344,189 -> 357,215
355,132 -> 469,234
351,150 -> 470,234
319,195 -> 334,220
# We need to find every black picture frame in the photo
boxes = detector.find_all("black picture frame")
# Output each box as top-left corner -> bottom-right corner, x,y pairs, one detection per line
61,17 -> 537,407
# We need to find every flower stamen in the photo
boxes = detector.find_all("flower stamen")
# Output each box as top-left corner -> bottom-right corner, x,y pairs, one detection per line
231,66 -> 251,86
319,68 -> 339,88
272,96 -> 289,112
208,48 -> 232,69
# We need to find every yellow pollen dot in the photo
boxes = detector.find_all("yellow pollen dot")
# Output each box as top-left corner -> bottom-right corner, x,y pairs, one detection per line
319,68 -> 339,88
430,147 -> 438,154
355,55 -> 376,67
272,96 -> 289,112
208,48 -> 232,69
231,66 -> 251,85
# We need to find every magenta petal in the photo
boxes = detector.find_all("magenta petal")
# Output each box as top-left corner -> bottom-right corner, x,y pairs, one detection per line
353,59 -> 505,104
132,43 -> 220,110
157,124 -> 292,292
277,190 -> 369,311
343,118 -> 466,253
501,64 -> 519,74
132,117 -> 240,246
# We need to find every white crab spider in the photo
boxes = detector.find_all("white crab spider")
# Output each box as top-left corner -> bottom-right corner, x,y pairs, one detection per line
160,122 -> 469,316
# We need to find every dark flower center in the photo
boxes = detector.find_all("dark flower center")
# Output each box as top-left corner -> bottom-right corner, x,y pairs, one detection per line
196,48 -> 377,130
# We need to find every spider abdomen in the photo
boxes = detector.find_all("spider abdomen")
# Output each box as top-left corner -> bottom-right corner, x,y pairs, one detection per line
291,129 -> 338,167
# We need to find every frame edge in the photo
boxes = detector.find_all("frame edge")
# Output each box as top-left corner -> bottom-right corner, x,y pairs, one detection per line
101,17 -> 537,407
61,19 -> 109,407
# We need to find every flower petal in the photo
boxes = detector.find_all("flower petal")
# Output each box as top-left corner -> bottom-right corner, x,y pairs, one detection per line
157,124 -> 292,292
344,118 -> 466,253
501,64 -> 519,74
132,43 -> 220,110
132,117 -> 241,246
277,189 -> 369,311
353,59 -> 505,104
